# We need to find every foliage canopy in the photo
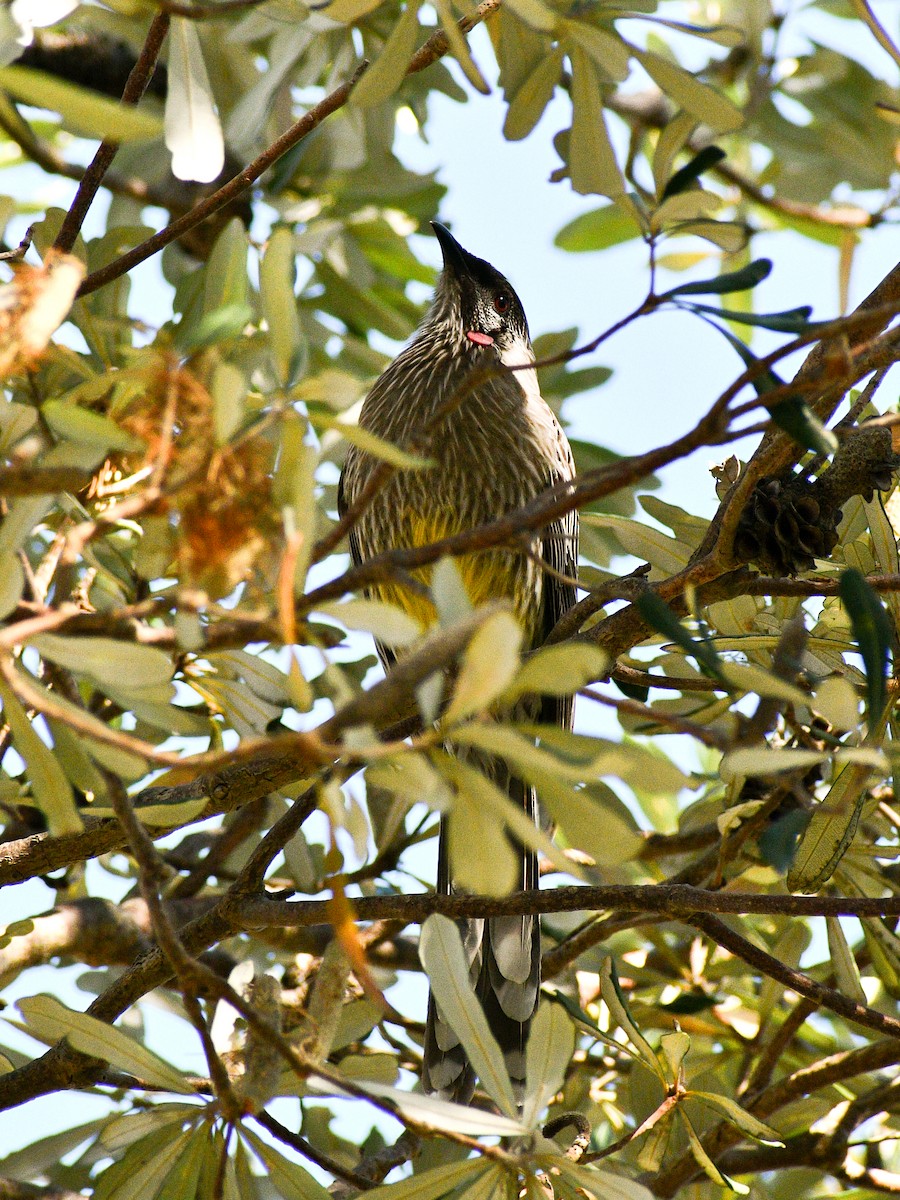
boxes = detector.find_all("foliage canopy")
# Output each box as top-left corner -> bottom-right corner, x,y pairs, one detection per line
4,1 -> 900,1198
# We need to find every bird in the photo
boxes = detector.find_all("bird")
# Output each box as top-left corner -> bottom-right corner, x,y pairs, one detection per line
338,222 -> 578,1103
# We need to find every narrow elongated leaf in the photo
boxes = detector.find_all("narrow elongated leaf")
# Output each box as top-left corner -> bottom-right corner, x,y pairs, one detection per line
599,957 -> 664,1079
30,634 -> 173,691
724,746 -> 826,778
348,1159 -> 493,1200
786,761 -> 874,892
41,400 -> 144,453
17,995 -> 193,1093
444,610 -> 522,724
503,48 -> 563,140
260,225 -> 304,385
504,643 -> 608,701
661,146 -> 726,199
317,598 -> 422,649
826,916 -> 867,1004
522,1001 -> 575,1127
569,47 -> 624,197
689,1091 -> 783,1144
436,752 -> 572,881
554,203 -> 640,251
342,1080 -> 527,1136
502,0 -> 558,32
419,914 -> 518,1116
660,1029 -> 690,1082
241,1129 -> 333,1200
552,1160 -> 656,1200
839,567 -> 892,721
0,679 -> 79,834
0,66 -> 163,142
660,258 -> 771,298
351,2 -> 422,107
165,18 -> 224,182
562,20 -> 631,80
684,301 -> 813,332
327,419 -> 434,469
154,1123 -> 212,1200
434,0 -> 489,92
94,1125 -> 194,1200
678,1109 -> 748,1193
770,397 -> 839,457
636,591 -> 723,680
582,513 -> 692,574
634,49 -> 743,133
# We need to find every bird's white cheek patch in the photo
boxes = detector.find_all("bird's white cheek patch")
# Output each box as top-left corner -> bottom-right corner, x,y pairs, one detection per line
467,331 -> 494,346
500,333 -> 542,413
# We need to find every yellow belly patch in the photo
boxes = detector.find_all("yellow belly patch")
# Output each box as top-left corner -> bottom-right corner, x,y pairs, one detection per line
372,510 -> 531,630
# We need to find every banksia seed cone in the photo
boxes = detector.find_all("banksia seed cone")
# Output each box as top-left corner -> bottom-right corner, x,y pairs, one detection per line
734,423 -> 900,576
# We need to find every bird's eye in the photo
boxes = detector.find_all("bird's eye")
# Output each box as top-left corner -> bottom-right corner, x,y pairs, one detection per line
493,291 -> 510,315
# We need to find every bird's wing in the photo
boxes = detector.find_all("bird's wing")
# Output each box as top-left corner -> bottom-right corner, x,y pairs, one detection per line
539,462 -> 579,732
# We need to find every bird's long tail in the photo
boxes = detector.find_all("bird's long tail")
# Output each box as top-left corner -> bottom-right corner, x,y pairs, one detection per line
422,774 -> 541,1104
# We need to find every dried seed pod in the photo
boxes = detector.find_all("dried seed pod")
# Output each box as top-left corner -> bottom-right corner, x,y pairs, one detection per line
734,424 -> 900,576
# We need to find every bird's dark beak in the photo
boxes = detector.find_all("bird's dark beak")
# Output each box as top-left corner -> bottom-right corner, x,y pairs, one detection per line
432,222 -> 471,279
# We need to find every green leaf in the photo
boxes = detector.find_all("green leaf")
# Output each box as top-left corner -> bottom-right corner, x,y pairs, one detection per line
436,752 -> 572,883
504,643 -> 608,702
41,400 -> 145,453
553,1157 -> 656,1200
786,761 -> 875,892
678,1109 -> 748,1193
661,146 -> 726,198
502,0 -> 558,32
0,679 -> 80,835
660,258 -> 771,298
352,1160 -> 494,1200
599,957 -> 665,1080
684,301 -> 814,332
531,768 -> 643,864
660,1029 -> 690,1082
260,225 -> 305,385
583,513 -> 693,575
636,591 -> 723,680
769,397 -> 839,457
312,0 -> 380,20
316,598 -> 422,649
554,203 -> 641,251
434,0 -> 489,93
569,47 -> 625,197
17,995 -> 193,1093
0,66 -> 164,143
689,1091 -> 784,1144
826,916 -> 867,1005
325,418 -> 434,469
175,302 -> 253,351
812,675 -> 860,731
522,1001 -> 575,1127
723,746 -> 826,778
562,20 -> 631,80
241,1129 -> 333,1200
352,3 -> 422,108
165,17 -> 224,184
443,610 -> 522,724
154,1122 -> 213,1200
503,48 -> 563,141
839,567 -> 893,722
633,49 -> 743,133
419,914 -> 519,1116
341,1080 -> 527,1136
94,1124 -> 195,1200
30,635 -> 173,692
